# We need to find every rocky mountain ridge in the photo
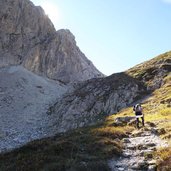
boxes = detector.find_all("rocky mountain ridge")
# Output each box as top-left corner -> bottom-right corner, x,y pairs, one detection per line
0,0 -> 103,83
50,73 -> 147,132
48,52 -> 170,132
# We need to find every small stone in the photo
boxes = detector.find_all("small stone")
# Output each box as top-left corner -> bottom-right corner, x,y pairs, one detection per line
139,161 -> 149,169
123,152 -> 132,157
140,149 -> 153,158
131,131 -> 142,137
149,147 -> 156,151
151,128 -> 158,135
137,144 -> 148,150
148,165 -> 157,171
131,161 -> 148,170
115,138 -> 120,142
146,143 -> 156,147
131,164 -> 140,170
118,167 -> 124,171
127,146 -> 136,150
123,138 -> 131,143
148,160 -> 157,165
140,151 -> 145,156
151,127 -> 166,136
145,152 -> 153,159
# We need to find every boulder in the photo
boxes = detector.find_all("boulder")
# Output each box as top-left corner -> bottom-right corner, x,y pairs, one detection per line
148,165 -> 157,171
115,116 -> 135,126
151,128 -> 166,135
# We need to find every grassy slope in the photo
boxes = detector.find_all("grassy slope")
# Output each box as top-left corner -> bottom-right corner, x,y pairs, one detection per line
126,52 -> 171,170
0,123 -> 133,171
152,76 -> 171,171
0,52 -> 170,171
126,51 -> 171,89
103,52 -> 171,170
115,79 -> 171,170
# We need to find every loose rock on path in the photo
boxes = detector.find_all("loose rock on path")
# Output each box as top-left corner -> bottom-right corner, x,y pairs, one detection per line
108,125 -> 168,171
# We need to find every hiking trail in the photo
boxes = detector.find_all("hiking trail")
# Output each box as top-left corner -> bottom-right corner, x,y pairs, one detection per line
108,124 -> 168,171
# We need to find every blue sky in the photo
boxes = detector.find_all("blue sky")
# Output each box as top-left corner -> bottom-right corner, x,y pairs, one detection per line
32,0 -> 171,75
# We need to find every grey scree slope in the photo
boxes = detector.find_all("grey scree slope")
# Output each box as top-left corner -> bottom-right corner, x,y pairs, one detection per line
0,66 -> 67,152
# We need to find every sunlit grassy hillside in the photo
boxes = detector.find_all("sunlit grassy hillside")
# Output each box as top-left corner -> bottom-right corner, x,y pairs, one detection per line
99,52 -> 171,170
111,72 -> 171,170
127,51 -> 171,89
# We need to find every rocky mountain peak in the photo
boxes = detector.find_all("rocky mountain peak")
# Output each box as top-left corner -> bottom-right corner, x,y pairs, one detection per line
57,29 -> 76,43
0,0 -> 104,83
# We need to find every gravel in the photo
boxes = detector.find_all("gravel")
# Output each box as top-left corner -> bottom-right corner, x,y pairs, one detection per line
0,66 -> 68,152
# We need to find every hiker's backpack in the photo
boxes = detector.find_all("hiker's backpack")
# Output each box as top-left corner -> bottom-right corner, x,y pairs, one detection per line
134,104 -> 142,112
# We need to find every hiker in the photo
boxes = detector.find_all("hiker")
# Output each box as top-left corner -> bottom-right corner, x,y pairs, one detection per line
133,104 -> 144,129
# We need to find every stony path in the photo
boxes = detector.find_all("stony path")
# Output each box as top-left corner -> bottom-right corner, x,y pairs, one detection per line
108,126 -> 168,171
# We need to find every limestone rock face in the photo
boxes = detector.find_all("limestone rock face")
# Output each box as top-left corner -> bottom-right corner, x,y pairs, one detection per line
50,73 -> 147,132
0,0 -> 103,83
0,0 -> 55,66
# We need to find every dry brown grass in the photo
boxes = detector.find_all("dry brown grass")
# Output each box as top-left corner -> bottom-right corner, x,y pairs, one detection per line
156,147 -> 171,171
0,121 -> 132,171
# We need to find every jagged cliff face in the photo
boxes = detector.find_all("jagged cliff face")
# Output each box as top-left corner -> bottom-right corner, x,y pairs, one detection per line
0,0 -> 55,66
0,0 -> 103,83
